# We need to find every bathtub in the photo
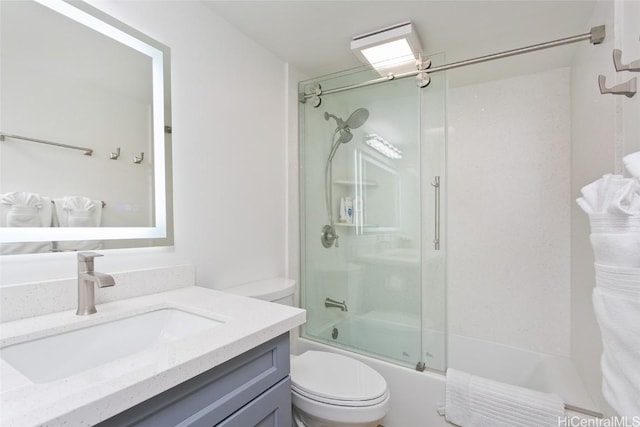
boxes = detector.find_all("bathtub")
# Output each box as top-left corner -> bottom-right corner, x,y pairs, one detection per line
298,313 -> 599,427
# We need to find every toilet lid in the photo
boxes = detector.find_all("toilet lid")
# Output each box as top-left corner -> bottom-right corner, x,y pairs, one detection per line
291,351 -> 388,405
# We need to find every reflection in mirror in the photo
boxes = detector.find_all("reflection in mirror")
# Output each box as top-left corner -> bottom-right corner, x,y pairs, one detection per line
358,150 -> 400,231
0,0 -> 173,254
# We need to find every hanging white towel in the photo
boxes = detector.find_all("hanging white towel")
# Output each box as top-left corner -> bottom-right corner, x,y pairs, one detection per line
444,369 -> 565,427
52,196 -> 103,251
592,265 -> 640,417
0,192 -> 53,254
53,196 -> 102,228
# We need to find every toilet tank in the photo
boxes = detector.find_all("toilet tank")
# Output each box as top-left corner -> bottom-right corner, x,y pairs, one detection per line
224,278 -> 295,306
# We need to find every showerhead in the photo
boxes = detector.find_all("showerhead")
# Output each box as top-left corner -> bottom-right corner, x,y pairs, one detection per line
324,108 -> 369,138
337,129 -> 353,144
345,108 -> 369,130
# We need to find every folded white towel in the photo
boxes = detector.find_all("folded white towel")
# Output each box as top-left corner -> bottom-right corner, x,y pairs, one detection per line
53,196 -> 102,227
53,196 -> 103,251
577,175 -> 640,216
623,151 -> 640,179
592,283 -> 640,417
445,368 -> 565,427
588,214 -> 640,234
0,192 -> 53,254
590,234 -> 640,268
608,179 -> 640,216
594,264 -> 640,297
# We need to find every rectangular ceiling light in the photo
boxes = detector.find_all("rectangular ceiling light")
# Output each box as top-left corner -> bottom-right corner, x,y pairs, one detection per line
351,21 -> 422,76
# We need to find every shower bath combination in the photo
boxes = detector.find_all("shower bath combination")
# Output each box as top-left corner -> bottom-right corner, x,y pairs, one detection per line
321,108 -> 369,248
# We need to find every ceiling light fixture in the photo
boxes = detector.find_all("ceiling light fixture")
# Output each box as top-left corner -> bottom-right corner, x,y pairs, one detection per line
351,21 -> 423,76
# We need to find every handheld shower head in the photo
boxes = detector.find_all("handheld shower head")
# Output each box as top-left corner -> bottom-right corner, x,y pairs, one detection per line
324,108 -> 369,136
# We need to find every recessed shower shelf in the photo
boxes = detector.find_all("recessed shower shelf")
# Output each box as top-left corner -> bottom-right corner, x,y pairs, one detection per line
333,180 -> 378,187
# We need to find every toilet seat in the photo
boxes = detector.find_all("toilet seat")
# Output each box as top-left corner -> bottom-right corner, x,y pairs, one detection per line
290,351 -> 389,407
291,383 -> 389,407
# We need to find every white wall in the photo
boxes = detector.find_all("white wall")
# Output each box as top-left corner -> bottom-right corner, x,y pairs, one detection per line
0,1 -> 288,289
447,67 -> 572,357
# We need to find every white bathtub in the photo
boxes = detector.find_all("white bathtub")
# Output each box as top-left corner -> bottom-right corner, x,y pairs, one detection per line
298,314 -> 599,427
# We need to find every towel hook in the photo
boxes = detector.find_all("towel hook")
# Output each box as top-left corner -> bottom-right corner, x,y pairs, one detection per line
133,152 -> 144,164
613,49 -> 640,72
109,147 -> 120,160
598,75 -> 636,97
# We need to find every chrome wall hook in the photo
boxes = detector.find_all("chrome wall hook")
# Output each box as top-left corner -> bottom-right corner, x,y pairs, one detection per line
598,75 -> 636,97
133,152 -> 144,164
109,147 -> 120,160
613,49 -> 640,72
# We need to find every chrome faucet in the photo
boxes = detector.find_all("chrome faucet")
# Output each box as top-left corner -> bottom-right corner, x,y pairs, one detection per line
76,252 -> 115,316
324,297 -> 348,312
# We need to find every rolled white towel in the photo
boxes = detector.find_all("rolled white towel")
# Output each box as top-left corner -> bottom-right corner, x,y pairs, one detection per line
445,368 -> 565,427
623,151 -> 640,179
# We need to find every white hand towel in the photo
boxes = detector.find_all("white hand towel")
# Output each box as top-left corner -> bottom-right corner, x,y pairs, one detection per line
592,279 -> 640,417
445,368 -> 565,427
623,151 -> 640,179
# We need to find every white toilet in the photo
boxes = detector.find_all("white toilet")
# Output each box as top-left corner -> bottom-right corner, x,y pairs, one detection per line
225,278 -> 390,427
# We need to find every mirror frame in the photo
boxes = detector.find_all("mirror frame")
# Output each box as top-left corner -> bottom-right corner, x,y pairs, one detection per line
0,0 -> 173,248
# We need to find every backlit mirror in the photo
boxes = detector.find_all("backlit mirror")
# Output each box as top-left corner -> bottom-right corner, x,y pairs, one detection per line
0,0 -> 173,254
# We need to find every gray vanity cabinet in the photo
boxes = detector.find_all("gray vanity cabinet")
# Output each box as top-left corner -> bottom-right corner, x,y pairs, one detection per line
98,333 -> 291,427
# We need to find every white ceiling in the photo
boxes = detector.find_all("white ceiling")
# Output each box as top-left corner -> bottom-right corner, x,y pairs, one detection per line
204,1 -> 599,82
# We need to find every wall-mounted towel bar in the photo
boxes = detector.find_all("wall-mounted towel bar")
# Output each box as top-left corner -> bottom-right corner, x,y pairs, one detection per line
0,132 -> 93,156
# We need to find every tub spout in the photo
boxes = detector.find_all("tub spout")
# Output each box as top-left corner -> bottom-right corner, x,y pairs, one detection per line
324,297 -> 348,312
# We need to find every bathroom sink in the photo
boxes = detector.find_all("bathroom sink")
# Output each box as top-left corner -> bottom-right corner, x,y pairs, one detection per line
0,308 -> 224,383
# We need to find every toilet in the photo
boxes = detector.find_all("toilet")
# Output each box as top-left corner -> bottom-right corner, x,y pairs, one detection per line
225,278 -> 390,427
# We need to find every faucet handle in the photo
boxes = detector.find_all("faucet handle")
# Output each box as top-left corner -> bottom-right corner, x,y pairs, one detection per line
78,252 -> 103,261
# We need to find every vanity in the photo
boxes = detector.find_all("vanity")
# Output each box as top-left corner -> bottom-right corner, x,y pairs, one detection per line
0,271 -> 305,426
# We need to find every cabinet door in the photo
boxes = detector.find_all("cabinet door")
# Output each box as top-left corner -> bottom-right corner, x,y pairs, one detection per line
98,333 -> 290,427
217,377 -> 291,427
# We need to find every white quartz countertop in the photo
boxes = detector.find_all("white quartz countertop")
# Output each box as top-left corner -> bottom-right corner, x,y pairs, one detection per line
0,286 -> 306,426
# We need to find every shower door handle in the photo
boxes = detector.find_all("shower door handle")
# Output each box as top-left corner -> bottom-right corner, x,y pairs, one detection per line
432,176 -> 441,250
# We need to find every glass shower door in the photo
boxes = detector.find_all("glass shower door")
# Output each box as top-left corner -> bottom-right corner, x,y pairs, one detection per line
300,61 -> 445,372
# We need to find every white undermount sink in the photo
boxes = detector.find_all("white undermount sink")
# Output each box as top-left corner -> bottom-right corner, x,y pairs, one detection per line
0,308 -> 224,383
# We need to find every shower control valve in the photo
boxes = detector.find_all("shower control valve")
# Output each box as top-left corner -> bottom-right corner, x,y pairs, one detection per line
321,224 -> 338,248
